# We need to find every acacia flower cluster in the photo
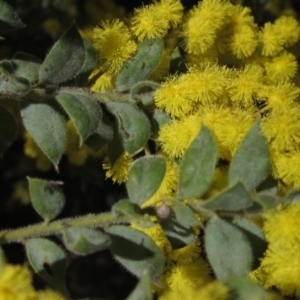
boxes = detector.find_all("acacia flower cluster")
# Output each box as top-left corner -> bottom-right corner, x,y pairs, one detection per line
86,0 -> 300,298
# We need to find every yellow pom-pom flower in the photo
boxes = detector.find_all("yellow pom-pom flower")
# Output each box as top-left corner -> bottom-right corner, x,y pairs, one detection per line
93,20 -> 137,74
0,264 -> 36,300
264,51 -> 297,82
258,243 -> 300,298
130,5 -> 169,41
261,107 -> 300,152
183,0 -> 231,54
37,289 -> 66,300
260,16 -> 300,57
90,72 -> 115,92
130,0 -> 183,41
228,64 -> 264,106
272,150 -> 300,188
158,115 -> 202,158
102,152 -> 133,184
263,203 -> 300,247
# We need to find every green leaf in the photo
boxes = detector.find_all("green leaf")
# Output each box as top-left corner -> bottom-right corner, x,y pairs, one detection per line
75,38 -> 97,85
21,102 -> 67,168
113,200 -> 155,228
0,0 -> 25,31
201,182 -> 254,211
0,247 -> 7,273
151,109 -> 171,139
229,118 -> 270,191
256,175 -> 278,196
178,125 -> 218,200
26,238 -> 69,296
63,227 -> 111,255
116,38 -> 164,92
130,80 -> 159,103
204,217 -> 253,281
160,215 -> 196,249
56,90 -> 102,144
107,225 -> 165,282
0,61 -> 30,96
0,106 -> 17,154
27,177 -> 65,221
39,23 -> 85,85
254,194 -> 281,210
233,217 -> 267,270
226,275 -> 269,300
126,155 -> 166,205
12,52 -> 42,84
106,102 -> 151,162
172,200 -> 200,227
85,112 -> 114,151
126,271 -> 153,300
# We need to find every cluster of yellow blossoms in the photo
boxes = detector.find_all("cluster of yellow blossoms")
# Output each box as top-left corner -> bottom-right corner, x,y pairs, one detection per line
21,0 -> 300,298
0,264 -> 65,300
88,0 -> 300,298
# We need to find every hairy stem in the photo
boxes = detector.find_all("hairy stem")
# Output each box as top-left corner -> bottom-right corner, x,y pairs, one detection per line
0,212 -> 130,244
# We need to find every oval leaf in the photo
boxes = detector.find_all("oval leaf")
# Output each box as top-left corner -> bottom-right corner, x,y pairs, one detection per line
0,0 -> 25,31
204,217 -> 253,282
63,227 -> 111,255
27,177 -> 65,221
229,118 -> 270,191
172,200 -> 200,227
12,52 -> 42,84
126,155 -> 166,205
75,38 -> 97,85
107,225 -> 165,282
26,238 -> 69,296
56,90 -> 102,144
0,106 -> 17,154
116,38 -> 164,92
39,23 -> 85,85
106,102 -> 151,162
201,182 -> 254,211
85,112 -> 114,151
160,215 -> 196,249
21,102 -> 67,168
0,61 -> 30,96
178,125 -> 218,200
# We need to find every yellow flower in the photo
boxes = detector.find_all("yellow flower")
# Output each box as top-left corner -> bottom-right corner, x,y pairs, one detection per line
263,203 -> 300,247
230,24 -> 257,58
130,5 -> 169,41
183,0 -> 231,54
164,258 -> 212,293
131,223 -> 172,256
257,83 -> 300,114
0,265 -> 36,300
130,0 -> 183,41
272,150 -> 300,188
168,236 -> 201,264
264,51 -> 297,82
154,75 -> 194,118
261,107 -> 300,152
90,72 -> 115,92
228,64 -> 264,106
102,152 -> 132,184
258,243 -> 300,298
93,20 -> 137,74
155,0 -> 184,28
260,16 -> 300,57
158,115 -> 202,158
37,289 -> 66,300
